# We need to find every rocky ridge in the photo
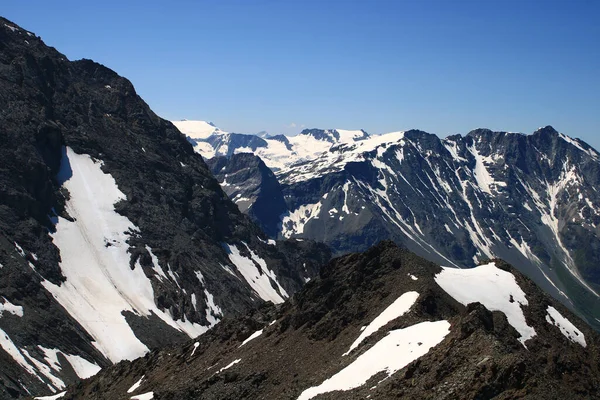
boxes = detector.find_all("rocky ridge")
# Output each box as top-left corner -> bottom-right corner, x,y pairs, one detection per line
57,241 -> 600,400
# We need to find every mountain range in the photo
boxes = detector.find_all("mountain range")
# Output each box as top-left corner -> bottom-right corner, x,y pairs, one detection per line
178,121 -> 600,332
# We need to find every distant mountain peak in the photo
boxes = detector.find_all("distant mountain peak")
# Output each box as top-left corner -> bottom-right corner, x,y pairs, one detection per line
256,130 -> 271,138
534,125 -> 559,135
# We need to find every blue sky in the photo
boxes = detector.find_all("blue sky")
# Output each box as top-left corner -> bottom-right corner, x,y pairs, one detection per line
3,0 -> 599,149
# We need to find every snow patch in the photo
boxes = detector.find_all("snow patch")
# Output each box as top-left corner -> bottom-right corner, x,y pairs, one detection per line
468,144 -> 504,194
0,328 -> 42,381
190,342 -> 200,357
545,306 -> 586,347
435,262 -> 536,346
0,298 -> 23,317
345,291 -> 419,355
34,393 -> 66,400
45,147 -> 208,363
239,329 -> 263,347
37,346 -> 100,379
127,376 -> 145,393
130,392 -> 154,400
4,24 -> 18,32
172,120 -> 221,139
297,321 -> 451,400
218,359 -> 241,373
280,201 -> 323,238
14,242 -> 25,257
558,133 -> 599,160
145,246 -> 167,281
63,354 -> 101,379
21,348 -> 65,391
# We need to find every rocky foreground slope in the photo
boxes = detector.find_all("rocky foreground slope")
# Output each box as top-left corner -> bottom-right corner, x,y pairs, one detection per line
0,18 -> 329,399
182,122 -> 600,332
58,241 -> 600,400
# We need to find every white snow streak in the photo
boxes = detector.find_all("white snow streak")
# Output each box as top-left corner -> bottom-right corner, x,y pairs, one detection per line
558,133 -> 599,160
127,376 -> 145,393
218,359 -> 241,373
344,291 -> 419,355
130,392 -> 154,400
190,342 -> 200,357
545,306 -> 586,347
239,329 -> 263,348
34,392 -> 66,400
224,243 -> 288,303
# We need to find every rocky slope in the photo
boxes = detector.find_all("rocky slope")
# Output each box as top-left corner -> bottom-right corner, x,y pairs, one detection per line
0,18 -> 329,399
56,241 -> 600,400
182,123 -> 600,332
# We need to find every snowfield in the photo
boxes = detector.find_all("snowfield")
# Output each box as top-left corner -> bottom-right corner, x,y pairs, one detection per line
172,120 -> 220,139
45,147 -> 209,363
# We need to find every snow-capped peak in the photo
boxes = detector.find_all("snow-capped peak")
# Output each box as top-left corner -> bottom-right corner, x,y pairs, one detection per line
172,120 -> 222,140
335,129 -> 370,143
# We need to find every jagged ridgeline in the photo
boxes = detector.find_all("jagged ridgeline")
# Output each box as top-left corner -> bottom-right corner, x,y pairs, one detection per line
0,18 -> 329,398
183,121 -> 600,332
58,242 -> 600,399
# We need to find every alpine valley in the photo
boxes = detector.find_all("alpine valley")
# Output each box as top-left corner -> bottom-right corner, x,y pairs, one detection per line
0,15 -> 599,400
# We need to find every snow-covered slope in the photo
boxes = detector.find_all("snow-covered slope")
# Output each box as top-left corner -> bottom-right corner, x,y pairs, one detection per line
174,122 -> 372,172
46,147 -> 208,362
171,120 -> 221,140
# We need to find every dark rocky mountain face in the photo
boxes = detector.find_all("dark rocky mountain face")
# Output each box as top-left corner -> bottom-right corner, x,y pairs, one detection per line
206,154 -> 287,238
58,242 -> 600,400
0,18 -> 329,399
198,125 -> 600,333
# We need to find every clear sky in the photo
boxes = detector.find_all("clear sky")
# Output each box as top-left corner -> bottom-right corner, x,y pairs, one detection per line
3,0 -> 599,149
